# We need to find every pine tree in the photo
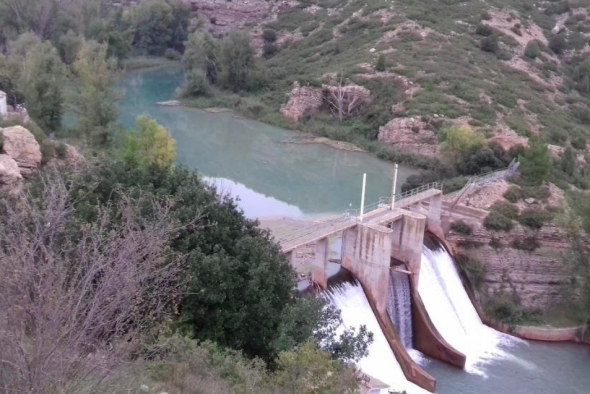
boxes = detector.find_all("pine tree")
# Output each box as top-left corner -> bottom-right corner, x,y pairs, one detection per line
519,137 -> 553,185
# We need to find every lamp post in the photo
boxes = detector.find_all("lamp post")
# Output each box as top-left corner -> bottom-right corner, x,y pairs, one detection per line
359,173 -> 367,221
390,163 -> 398,210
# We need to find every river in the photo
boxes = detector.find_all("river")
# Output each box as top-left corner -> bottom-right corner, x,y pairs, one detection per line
118,66 -> 590,394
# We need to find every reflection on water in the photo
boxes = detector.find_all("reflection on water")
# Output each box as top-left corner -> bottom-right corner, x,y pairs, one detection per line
118,67 -> 418,218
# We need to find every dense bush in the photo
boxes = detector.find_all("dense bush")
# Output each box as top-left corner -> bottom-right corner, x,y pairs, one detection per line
524,40 -> 540,59
475,23 -> 494,37
484,210 -> 515,231
549,34 -> 567,54
480,35 -> 499,53
517,208 -> 553,229
456,253 -> 487,290
490,201 -> 520,220
164,48 -> 182,60
263,29 -> 277,43
519,137 -> 553,185
485,294 -> 525,324
503,186 -> 523,203
450,220 -> 473,235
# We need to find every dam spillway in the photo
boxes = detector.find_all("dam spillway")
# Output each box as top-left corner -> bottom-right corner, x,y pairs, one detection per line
324,270 -> 429,394
387,270 -> 413,350
418,239 -> 520,376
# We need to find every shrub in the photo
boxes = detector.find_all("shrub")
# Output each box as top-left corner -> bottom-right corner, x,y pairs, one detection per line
517,208 -> 552,229
263,29 -> 277,43
451,220 -> 473,235
549,34 -> 567,54
263,42 -> 278,58
210,16 -> 217,25
164,48 -> 182,61
490,201 -> 520,220
375,54 -> 386,72
456,254 -> 487,290
485,294 -> 524,324
511,236 -> 541,251
519,137 -> 553,185
524,40 -> 541,59
572,135 -> 587,150
504,186 -> 523,203
480,35 -> 499,53
475,23 -> 494,37
182,69 -> 211,97
484,210 -> 515,231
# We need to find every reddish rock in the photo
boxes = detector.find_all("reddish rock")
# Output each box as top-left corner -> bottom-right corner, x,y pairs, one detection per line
280,82 -> 324,121
378,117 -> 439,157
0,154 -> 22,186
0,126 -> 42,178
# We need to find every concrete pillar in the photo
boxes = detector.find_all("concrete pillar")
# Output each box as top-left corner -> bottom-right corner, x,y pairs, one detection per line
313,237 -> 329,289
341,224 -> 392,314
428,193 -> 443,238
390,212 -> 426,282
0,91 -> 7,118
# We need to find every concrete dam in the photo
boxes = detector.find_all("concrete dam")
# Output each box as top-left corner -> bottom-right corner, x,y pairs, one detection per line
278,182 -> 515,393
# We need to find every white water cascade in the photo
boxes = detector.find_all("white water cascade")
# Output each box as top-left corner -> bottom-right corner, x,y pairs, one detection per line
387,270 -> 413,349
325,272 -> 430,394
418,241 -> 524,376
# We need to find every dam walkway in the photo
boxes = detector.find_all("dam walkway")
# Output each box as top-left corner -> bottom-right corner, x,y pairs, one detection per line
278,182 -> 442,252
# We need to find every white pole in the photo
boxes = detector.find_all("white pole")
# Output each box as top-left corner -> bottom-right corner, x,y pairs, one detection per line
391,163 -> 398,210
359,173 -> 367,221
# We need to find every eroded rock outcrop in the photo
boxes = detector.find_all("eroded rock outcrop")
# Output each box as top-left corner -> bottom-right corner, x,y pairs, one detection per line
378,117 -> 439,157
0,154 -> 23,186
0,126 -> 42,178
280,82 -> 324,121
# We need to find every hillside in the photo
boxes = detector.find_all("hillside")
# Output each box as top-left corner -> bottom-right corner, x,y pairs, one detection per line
186,0 -> 590,187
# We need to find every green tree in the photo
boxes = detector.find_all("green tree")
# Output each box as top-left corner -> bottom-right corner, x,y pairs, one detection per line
271,342 -> 358,394
131,0 -> 190,55
11,34 -> 65,131
440,126 -> 486,172
375,54 -> 387,72
67,162 -> 295,360
71,40 -> 119,146
274,295 -> 373,363
519,137 -> 553,185
218,31 -> 256,92
57,30 -> 84,65
560,147 -> 576,176
121,115 -> 176,168
183,31 -> 219,84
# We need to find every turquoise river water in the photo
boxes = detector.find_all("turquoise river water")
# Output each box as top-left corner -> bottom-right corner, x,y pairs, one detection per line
118,66 -> 590,394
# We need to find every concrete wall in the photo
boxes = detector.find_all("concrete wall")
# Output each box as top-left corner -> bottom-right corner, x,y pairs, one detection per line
342,223 -> 392,313
390,211 -> 426,281
312,237 -> 328,289
357,272 -> 437,393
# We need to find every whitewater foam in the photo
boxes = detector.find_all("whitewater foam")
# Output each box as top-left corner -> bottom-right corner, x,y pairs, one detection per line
326,276 -> 430,394
418,245 -> 524,377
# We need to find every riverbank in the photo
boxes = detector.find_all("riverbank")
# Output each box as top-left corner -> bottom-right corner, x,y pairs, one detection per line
178,88 -> 441,172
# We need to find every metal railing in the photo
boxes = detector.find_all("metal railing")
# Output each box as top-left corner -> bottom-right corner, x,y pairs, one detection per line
279,182 -> 443,245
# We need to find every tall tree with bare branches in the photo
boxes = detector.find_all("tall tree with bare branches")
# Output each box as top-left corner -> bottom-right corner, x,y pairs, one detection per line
0,169 -> 186,394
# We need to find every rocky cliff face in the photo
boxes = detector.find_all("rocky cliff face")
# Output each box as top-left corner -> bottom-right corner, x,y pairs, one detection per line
378,117 -> 439,157
0,126 -> 42,179
447,225 -> 573,310
280,83 -> 324,121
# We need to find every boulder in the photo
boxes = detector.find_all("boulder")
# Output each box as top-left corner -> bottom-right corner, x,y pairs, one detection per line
0,126 -> 42,178
280,82 -> 324,121
377,117 -> 439,157
0,154 -> 22,186
49,143 -> 85,167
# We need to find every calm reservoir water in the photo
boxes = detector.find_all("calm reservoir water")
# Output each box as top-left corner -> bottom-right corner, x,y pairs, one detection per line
118,66 -> 417,219
118,66 -> 590,394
